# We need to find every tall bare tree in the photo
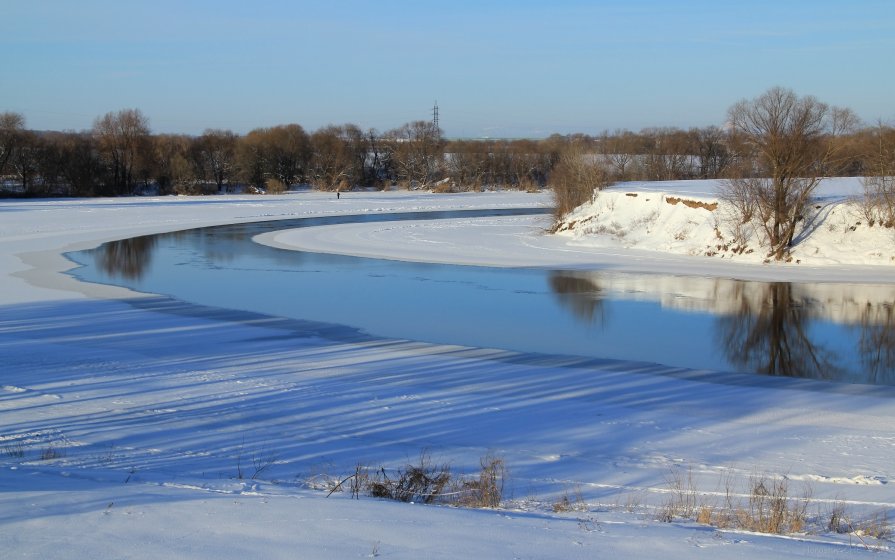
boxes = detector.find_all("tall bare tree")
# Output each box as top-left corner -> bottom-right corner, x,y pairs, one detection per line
861,122 -> 895,226
386,120 -> 443,188
640,127 -> 694,180
365,128 -> 391,188
266,124 -> 311,189
55,131 -> 102,196
599,129 -> 640,180
693,126 -> 731,179
0,112 -> 26,180
445,139 -> 488,189
237,125 -> 311,192
309,124 -> 367,191
10,130 -> 40,193
724,87 -> 858,259
153,134 -> 197,194
93,108 -> 151,195
197,129 -> 238,193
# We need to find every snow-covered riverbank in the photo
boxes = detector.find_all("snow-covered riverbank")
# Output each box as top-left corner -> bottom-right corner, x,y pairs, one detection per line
2,189 -> 894,559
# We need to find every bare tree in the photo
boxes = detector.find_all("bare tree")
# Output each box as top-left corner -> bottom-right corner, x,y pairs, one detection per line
600,129 -> 640,180
10,130 -> 41,193
236,129 -> 267,191
342,123 -> 370,187
640,127 -> 695,180
444,139 -> 488,190
197,129 -> 238,193
365,128 -> 391,188
310,124 -> 367,191
93,108 -> 151,195
386,120 -> 443,188
510,138 -> 553,187
0,112 -> 26,179
237,124 -> 311,192
861,122 -> 895,226
55,131 -> 102,196
693,126 -> 731,179
723,87 -> 858,260
263,124 -> 311,190
153,134 -> 198,194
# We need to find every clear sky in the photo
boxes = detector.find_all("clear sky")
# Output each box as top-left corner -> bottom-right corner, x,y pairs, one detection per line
3,0 -> 894,138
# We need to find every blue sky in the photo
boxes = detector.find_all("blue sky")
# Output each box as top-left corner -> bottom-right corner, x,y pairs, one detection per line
3,0 -> 894,138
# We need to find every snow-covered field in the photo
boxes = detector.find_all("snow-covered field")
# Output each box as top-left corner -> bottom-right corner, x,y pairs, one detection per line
2,185 -> 895,559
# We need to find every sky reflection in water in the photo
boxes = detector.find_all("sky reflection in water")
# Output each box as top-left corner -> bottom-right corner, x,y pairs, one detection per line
67,210 -> 895,386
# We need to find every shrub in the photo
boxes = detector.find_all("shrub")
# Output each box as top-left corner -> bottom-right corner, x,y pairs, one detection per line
265,178 -> 286,194
40,445 -> 64,461
432,180 -> 455,194
856,510 -> 892,541
369,451 -> 451,504
740,476 -> 809,534
330,452 -> 506,509
862,175 -> 895,228
550,142 -> 610,230
458,454 -> 506,508
552,485 -> 586,513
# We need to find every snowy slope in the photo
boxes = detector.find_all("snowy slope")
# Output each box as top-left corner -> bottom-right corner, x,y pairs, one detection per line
554,178 -> 895,269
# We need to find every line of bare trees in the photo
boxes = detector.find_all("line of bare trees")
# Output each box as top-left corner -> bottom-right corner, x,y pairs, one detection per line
0,110 -> 537,196
0,111 -> 556,197
1,97 -> 892,203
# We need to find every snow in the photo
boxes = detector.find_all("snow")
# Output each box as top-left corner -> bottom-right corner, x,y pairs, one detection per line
259,178 -> 895,284
555,178 -> 895,278
2,187 -> 894,559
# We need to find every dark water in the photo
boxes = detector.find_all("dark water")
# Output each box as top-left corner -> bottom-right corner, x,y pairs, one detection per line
65,208 -> 895,386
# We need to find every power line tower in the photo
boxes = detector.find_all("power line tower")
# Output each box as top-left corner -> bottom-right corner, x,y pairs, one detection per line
432,101 -> 439,132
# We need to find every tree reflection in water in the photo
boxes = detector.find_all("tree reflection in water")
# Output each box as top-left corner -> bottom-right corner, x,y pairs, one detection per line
858,302 -> 895,384
717,282 -> 842,379
548,274 -> 606,325
548,270 -> 895,384
85,233 -> 895,385
95,235 -> 157,280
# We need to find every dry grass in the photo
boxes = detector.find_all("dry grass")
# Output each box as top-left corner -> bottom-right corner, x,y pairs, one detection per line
552,485 -> 587,513
3,441 -> 26,459
659,468 -> 811,536
39,445 -> 64,461
264,178 -> 286,194
826,503 -> 892,542
738,476 -> 810,534
329,452 -> 506,509
659,467 -> 698,522
432,181 -> 456,193
456,454 -> 506,508
856,510 -> 892,540
327,455 -> 890,542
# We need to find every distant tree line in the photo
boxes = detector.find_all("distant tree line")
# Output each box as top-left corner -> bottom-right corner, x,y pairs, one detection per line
0,98 -> 892,201
0,109 -> 550,197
